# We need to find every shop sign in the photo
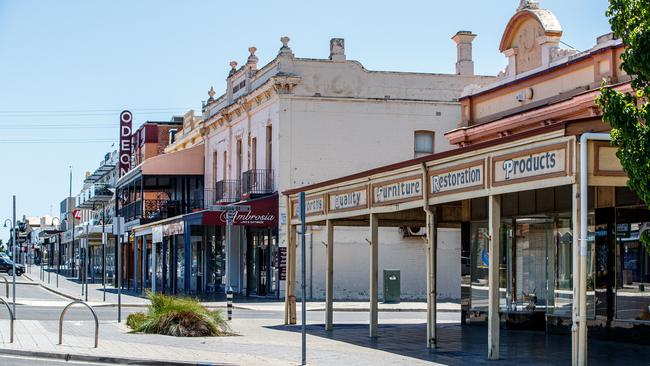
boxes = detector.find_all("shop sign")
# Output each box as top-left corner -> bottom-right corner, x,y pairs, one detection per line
203,195 -> 278,228
118,110 -> 133,177
292,195 -> 325,217
329,187 -> 368,212
429,161 -> 485,196
163,221 -> 184,236
493,144 -> 567,185
278,247 -> 287,280
372,176 -> 422,205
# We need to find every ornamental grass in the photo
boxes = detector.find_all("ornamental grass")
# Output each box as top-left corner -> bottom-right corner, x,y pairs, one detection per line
126,292 -> 230,337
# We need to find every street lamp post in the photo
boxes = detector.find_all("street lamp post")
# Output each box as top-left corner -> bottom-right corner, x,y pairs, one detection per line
50,217 -> 61,286
4,195 -> 18,319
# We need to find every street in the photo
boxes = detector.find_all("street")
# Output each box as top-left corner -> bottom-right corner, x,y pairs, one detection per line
0,354 -> 110,366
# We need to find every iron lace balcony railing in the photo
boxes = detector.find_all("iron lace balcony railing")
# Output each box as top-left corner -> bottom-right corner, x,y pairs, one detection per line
241,169 -> 274,196
215,180 -> 241,203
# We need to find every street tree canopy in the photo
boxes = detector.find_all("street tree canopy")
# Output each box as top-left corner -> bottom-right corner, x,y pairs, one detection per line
597,0 -> 650,247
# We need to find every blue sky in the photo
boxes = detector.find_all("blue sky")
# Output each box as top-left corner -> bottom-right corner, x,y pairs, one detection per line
0,0 -> 611,241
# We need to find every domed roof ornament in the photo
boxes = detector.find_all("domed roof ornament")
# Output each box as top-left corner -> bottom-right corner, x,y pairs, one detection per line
518,0 -> 539,10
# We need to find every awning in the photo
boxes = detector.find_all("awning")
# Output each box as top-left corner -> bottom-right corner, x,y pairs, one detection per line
187,194 -> 278,228
117,144 -> 204,186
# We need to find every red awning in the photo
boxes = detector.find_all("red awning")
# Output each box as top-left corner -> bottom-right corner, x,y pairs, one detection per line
202,194 -> 278,228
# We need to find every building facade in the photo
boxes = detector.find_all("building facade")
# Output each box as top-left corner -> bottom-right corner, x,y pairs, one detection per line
198,35 -> 494,299
282,1 -> 646,363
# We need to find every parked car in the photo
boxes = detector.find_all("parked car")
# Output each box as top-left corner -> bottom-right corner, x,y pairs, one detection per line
0,257 -> 24,276
0,252 -> 9,261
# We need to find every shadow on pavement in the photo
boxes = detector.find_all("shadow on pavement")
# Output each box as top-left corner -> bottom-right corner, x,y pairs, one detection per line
268,322 -> 649,366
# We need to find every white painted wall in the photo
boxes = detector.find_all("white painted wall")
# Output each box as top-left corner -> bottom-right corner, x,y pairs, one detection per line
203,46 -> 493,299
293,227 -> 461,301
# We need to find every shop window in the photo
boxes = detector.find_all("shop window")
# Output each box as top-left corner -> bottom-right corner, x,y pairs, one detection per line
536,187 -> 555,213
518,190 -> 536,215
502,192 -> 518,217
614,208 -> 650,321
616,187 -> 641,206
555,185 -> 572,212
414,131 -> 435,158
471,197 -> 487,221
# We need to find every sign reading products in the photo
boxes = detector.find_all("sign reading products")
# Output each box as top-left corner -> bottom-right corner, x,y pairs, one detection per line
493,145 -> 567,184
429,162 -> 484,195
330,188 -> 367,211
373,176 -> 422,204
119,110 -> 133,177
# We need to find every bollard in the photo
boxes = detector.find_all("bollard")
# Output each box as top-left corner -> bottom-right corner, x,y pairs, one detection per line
226,287 -> 233,321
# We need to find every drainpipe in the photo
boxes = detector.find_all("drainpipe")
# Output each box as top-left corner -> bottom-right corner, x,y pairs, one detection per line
578,132 -> 610,366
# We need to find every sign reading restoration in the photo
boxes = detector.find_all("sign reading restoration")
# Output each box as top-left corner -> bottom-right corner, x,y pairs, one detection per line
429,161 -> 485,196
373,176 -> 422,205
493,143 -> 568,185
329,187 -> 368,212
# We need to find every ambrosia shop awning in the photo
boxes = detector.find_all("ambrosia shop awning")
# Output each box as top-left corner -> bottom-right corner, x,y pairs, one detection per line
185,194 -> 278,228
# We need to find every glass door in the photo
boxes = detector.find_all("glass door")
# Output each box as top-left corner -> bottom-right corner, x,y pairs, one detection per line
511,218 -> 553,311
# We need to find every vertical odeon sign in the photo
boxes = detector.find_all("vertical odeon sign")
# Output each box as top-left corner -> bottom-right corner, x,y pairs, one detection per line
119,110 -> 132,177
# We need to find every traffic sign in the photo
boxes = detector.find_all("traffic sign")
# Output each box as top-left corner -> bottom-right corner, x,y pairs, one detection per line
209,205 -> 250,212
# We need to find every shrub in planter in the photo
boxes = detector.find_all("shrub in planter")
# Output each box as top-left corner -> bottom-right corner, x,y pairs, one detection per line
126,312 -> 146,329
127,292 -> 230,337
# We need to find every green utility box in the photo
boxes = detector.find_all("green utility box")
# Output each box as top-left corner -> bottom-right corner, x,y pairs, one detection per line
383,269 -> 401,303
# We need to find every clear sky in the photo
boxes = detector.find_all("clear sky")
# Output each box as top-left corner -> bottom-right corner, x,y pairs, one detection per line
0,0 -> 611,241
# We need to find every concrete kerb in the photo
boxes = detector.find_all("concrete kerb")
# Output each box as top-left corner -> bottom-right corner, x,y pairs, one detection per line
0,348 -> 230,366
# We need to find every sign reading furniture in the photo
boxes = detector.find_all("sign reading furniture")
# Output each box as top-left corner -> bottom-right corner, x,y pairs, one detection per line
372,176 -> 422,205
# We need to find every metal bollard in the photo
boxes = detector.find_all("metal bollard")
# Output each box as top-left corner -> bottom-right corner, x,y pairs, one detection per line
226,287 -> 233,321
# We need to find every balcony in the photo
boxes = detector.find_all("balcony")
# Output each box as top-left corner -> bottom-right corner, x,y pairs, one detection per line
119,200 -> 142,222
215,180 -> 241,203
77,183 -> 114,209
241,169 -> 274,196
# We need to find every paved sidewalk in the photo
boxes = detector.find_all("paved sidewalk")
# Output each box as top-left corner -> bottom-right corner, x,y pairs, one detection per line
0,318 -> 445,365
28,265 -> 460,312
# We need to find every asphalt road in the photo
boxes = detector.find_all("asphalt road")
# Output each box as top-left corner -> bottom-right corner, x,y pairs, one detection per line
0,354 -> 110,365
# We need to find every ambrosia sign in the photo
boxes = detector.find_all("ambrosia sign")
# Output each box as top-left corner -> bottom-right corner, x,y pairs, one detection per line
373,176 -> 422,204
493,144 -> 567,185
429,161 -> 484,195
329,187 -> 367,212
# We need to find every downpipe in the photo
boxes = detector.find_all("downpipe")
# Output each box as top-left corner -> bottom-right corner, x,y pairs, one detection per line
577,132 -> 610,366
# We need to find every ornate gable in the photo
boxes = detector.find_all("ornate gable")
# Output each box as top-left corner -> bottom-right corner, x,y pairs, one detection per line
499,1 -> 563,75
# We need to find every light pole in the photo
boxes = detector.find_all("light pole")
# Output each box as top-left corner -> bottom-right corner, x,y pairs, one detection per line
4,195 -> 18,319
50,217 -> 61,286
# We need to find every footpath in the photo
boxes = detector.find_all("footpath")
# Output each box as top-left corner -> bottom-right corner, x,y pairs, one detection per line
22,265 -> 461,313
0,266 -> 456,365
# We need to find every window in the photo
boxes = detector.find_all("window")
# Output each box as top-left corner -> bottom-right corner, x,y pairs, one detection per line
414,131 -> 435,158
251,137 -> 257,171
222,151 -> 227,180
266,125 -> 272,171
212,151 -> 218,184
236,139 -> 243,179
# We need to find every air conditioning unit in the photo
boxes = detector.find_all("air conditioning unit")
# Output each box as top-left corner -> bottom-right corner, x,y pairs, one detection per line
400,226 -> 426,238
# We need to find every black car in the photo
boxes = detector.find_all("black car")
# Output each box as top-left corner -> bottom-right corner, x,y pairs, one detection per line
0,257 -> 24,276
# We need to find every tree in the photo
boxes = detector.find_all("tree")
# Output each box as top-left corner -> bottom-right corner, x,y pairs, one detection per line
597,0 -> 650,248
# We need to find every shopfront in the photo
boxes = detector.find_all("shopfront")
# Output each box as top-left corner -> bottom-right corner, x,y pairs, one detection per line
188,194 -> 279,298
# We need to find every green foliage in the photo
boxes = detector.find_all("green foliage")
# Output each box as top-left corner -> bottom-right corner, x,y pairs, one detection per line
126,292 -> 230,337
126,312 -> 146,329
597,0 -> 650,250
